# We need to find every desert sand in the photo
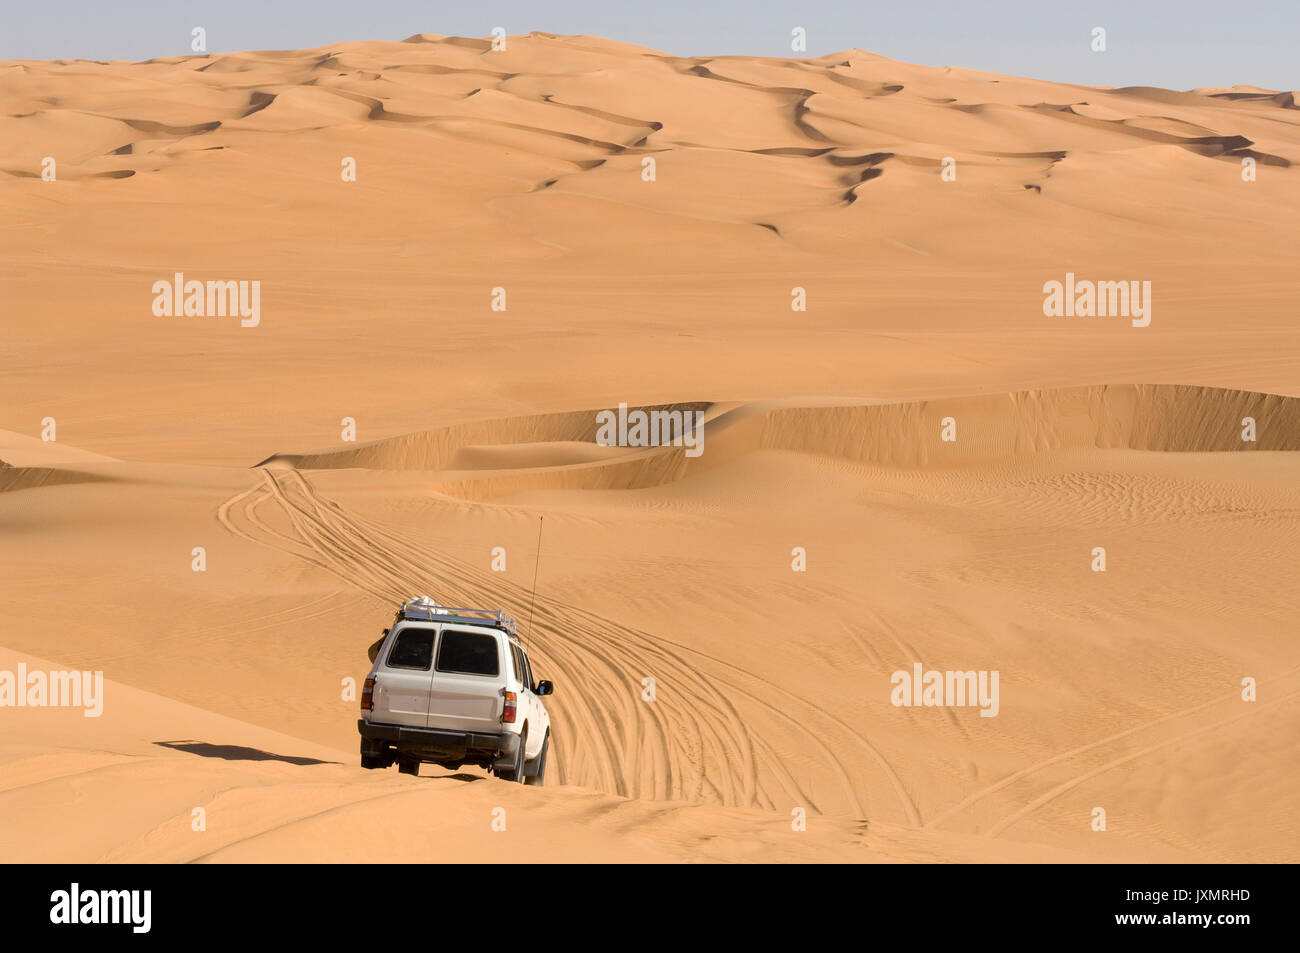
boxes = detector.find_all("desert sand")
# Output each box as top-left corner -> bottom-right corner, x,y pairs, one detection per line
1,33 -> 1298,863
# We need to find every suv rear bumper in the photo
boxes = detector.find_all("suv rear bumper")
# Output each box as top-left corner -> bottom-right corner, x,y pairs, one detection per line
358,718 -> 518,769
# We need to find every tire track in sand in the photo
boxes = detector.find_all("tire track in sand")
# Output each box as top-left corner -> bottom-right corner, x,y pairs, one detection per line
925,665 -> 1300,835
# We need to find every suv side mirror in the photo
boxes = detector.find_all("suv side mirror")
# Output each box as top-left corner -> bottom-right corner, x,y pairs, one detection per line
368,630 -> 391,664
535,680 -> 554,696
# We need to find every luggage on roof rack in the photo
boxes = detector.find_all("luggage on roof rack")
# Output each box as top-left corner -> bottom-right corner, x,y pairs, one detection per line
395,596 -> 517,637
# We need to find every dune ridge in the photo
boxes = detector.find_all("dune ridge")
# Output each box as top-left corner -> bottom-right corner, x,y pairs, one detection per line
0,429 -> 119,492
257,385 -> 1300,499
3,34 -> 1295,192
0,463 -> 111,493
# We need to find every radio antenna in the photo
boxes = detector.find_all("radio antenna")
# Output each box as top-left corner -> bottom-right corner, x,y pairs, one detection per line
525,515 -> 544,641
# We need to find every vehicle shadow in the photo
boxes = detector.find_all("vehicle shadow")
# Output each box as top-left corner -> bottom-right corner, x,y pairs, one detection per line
153,740 -> 339,766
424,771 -> 483,783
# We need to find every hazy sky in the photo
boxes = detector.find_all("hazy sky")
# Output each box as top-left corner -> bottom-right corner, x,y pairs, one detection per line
3,0 -> 1296,91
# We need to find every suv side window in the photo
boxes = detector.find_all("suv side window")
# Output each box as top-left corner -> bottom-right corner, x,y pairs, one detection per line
436,630 -> 500,677
509,644 -> 533,690
386,627 -> 435,670
518,647 -> 534,691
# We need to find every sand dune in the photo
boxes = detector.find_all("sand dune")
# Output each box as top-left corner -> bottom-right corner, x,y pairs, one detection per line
4,33 -> 1300,466
2,33 -> 1298,863
0,464 -> 111,493
3,640 -> 1116,863
0,428 -> 119,492
256,385 -> 1299,499
5,644 -> 944,863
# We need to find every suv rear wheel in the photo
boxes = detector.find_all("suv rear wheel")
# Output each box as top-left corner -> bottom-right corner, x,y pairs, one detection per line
497,729 -> 526,783
524,731 -> 549,786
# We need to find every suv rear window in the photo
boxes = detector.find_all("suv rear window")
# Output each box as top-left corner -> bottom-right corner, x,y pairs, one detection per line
387,627 -> 435,670
436,630 -> 500,677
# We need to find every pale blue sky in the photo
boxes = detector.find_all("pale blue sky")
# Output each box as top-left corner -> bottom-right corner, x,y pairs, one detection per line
3,0 -> 1296,91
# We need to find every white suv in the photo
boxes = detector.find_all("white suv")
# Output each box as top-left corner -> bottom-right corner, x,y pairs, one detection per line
358,598 -> 553,783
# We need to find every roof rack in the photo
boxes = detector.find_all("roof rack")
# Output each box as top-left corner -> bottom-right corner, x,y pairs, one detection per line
396,597 -> 517,638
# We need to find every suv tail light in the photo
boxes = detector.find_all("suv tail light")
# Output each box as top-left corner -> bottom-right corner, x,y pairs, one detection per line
501,690 -> 517,724
361,676 -> 375,711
